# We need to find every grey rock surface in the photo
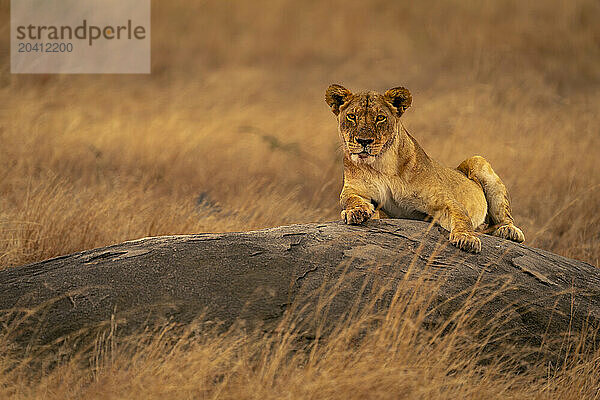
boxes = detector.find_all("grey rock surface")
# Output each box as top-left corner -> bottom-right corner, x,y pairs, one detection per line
1,219 -> 598,354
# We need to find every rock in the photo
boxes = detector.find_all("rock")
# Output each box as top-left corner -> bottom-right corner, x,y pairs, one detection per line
1,219 -> 598,358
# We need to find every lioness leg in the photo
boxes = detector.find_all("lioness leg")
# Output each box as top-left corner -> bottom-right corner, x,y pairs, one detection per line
457,156 -> 525,243
341,194 -> 375,225
426,195 -> 482,253
372,208 -> 389,220
434,200 -> 482,253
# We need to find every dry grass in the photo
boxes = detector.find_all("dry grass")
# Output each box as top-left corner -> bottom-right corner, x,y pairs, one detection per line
1,269 -> 599,400
1,0 -> 599,398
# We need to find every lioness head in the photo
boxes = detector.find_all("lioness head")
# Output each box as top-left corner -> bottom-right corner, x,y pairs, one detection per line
325,84 -> 412,164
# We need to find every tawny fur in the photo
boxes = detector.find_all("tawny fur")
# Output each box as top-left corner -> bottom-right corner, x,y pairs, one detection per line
325,84 -> 524,253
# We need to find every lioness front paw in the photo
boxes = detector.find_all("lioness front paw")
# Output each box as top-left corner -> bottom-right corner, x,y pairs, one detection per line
449,231 -> 482,253
493,224 -> 525,243
341,203 -> 375,225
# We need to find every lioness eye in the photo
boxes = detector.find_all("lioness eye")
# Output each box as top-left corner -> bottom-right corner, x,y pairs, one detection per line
346,114 -> 356,122
376,115 -> 386,122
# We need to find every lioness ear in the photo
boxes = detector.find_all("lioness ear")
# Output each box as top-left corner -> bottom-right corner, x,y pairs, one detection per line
325,84 -> 352,115
384,87 -> 412,116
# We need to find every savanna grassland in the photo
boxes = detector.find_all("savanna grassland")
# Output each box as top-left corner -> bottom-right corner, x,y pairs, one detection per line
1,0 -> 600,398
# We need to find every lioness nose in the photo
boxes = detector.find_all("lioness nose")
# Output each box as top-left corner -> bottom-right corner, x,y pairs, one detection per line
356,138 -> 374,147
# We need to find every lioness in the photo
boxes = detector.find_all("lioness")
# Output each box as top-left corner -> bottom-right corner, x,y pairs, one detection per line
325,84 -> 525,253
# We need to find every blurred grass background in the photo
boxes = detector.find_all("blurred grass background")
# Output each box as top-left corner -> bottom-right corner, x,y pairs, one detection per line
0,0 -> 600,398
1,0 -> 599,267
